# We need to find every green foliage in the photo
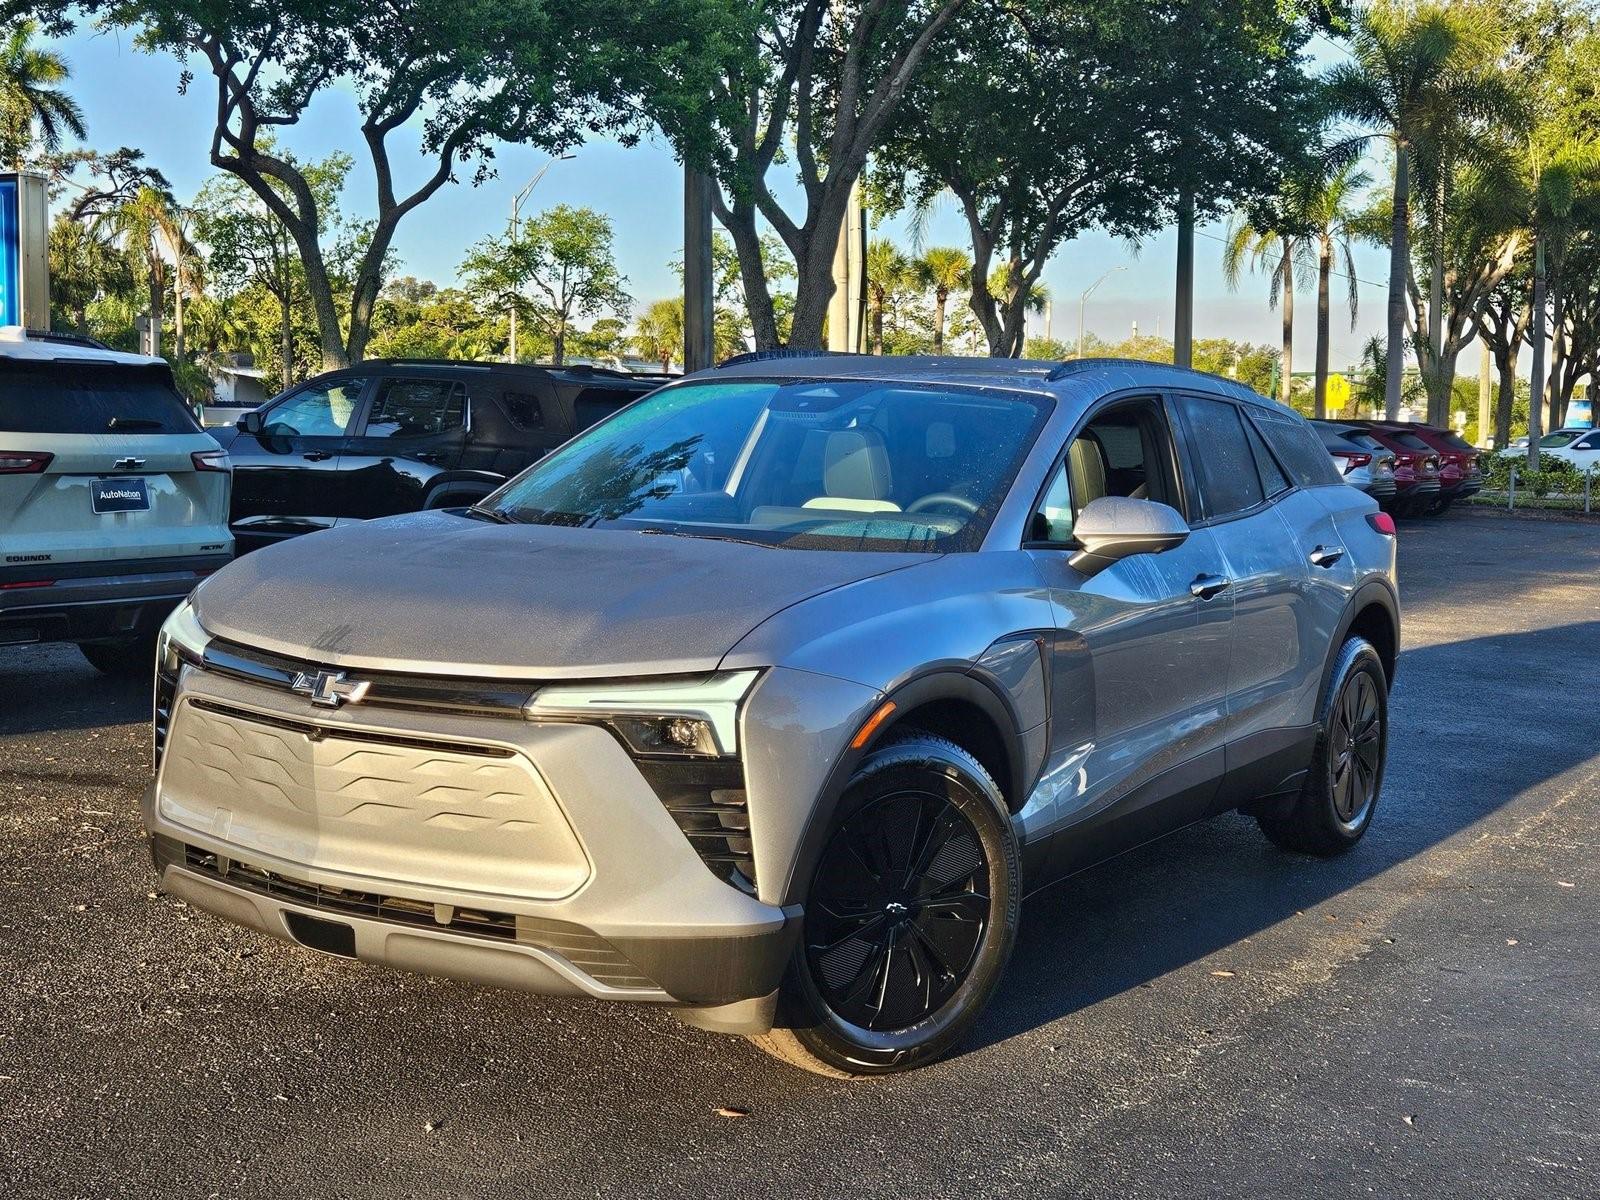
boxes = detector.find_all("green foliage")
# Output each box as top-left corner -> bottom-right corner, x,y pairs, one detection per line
0,18 -> 84,169
875,0 -> 1322,355
460,204 -> 630,366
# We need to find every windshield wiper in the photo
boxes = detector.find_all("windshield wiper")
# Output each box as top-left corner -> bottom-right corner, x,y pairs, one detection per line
107,416 -> 164,431
463,503 -> 517,524
636,527 -> 775,549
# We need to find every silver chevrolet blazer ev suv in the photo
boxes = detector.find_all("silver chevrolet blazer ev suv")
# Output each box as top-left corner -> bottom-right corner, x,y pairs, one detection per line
145,355 -> 1399,1077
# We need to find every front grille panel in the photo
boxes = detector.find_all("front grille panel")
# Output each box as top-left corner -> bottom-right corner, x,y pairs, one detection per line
166,842 -> 655,990
635,759 -> 756,894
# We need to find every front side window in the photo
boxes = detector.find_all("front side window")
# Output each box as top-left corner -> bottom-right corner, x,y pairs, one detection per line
1029,396 -> 1179,544
363,379 -> 465,438
266,381 -> 362,437
487,378 -> 1051,552
1179,395 -> 1264,518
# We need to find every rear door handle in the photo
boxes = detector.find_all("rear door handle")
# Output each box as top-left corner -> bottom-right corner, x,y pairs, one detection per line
1190,573 -> 1230,601
1309,545 -> 1345,568
301,450 -> 333,462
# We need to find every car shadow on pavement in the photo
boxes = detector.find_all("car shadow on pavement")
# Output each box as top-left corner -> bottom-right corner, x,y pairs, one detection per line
965,618 -> 1600,1055
0,643 -> 149,737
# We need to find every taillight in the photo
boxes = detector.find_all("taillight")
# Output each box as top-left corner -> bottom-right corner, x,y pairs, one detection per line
191,450 -> 231,473
1332,451 -> 1372,475
1367,512 -> 1397,536
0,451 -> 52,474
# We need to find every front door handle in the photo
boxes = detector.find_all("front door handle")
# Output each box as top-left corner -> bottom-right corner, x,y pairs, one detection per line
301,450 -> 333,462
1308,544 -> 1345,568
1190,573 -> 1230,601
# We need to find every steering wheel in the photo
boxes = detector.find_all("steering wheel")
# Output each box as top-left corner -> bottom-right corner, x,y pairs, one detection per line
906,492 -> 980,516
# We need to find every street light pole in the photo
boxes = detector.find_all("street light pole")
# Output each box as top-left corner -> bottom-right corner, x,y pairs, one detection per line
507,153 -> 574,362
1077,265 -> 1125,358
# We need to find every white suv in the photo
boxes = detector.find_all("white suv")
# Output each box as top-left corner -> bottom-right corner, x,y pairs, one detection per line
0,327 -> 232,673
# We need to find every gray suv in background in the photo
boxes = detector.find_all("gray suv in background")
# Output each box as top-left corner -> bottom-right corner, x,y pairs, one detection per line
145,355 -> 1399,1077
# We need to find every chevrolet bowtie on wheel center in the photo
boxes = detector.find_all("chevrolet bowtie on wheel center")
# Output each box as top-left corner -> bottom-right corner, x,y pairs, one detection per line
146,353 -> 1398,1078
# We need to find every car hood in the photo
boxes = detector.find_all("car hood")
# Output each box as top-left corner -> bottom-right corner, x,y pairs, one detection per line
192,511 -> 931,679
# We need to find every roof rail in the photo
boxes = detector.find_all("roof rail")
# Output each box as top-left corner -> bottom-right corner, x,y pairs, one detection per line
716,348 -> 865,369
27,329 -> 113,351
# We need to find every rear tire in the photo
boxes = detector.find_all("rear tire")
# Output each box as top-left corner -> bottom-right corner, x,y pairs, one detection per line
1258,636 -> 1387,856
749,733 -> 1021,1078
77,634 -> 157,677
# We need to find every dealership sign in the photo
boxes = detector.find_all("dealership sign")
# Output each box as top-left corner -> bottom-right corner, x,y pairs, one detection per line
0,173 -> 49,330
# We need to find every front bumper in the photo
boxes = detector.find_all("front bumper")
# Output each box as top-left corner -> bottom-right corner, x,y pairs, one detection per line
0,553 -> 231,647
145,665 -> 802,1010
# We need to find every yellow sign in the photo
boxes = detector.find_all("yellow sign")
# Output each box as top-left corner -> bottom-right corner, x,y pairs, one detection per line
1326,373 -> 1351,415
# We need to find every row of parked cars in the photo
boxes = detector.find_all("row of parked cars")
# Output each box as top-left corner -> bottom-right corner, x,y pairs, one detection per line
1312,418 -> 1483,517
0,328 -> 663,669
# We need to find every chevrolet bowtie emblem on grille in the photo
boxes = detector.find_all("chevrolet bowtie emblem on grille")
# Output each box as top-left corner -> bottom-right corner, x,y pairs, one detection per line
112,457 -> 145,470
290,669 -> 370,708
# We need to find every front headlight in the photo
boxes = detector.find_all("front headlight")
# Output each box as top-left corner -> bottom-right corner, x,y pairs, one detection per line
524,670 -> 758,757
156,597 -> 210,675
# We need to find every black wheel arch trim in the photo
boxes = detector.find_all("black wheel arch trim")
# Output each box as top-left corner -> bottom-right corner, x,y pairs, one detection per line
421,471 -> 506,508
775,665 -> 1032,908
1323,578 -> 1400,700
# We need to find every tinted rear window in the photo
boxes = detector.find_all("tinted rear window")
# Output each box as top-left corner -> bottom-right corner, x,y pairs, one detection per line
572,386 -> 645,431
1389,431 -> 1434,452
0,361 -> 200,435
1252,407 -> 1344,487
1436,430 -> 1474,451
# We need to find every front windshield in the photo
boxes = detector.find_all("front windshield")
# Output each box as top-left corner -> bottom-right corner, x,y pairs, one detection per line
1539,430 -> 1581,447
485,378 -> 1051,551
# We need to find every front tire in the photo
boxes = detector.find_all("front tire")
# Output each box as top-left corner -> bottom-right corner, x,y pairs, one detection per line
750,734 -> 1020,1078
1258,636 -> 1387,856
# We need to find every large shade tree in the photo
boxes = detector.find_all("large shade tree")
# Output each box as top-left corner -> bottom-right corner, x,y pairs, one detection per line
875,0 -> 1323,358
652,0 -> 971,349
10,0 -> 732,368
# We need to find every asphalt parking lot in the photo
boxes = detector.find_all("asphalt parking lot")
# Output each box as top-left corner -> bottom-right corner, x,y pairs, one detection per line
2,511 -> 1598,1200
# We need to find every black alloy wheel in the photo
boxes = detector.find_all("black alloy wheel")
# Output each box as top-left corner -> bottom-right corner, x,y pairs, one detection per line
806,787 -> 991,1032
750,734 -> 1020,1078
1330,668 -> 1382,827
1257,635 -> 1387,857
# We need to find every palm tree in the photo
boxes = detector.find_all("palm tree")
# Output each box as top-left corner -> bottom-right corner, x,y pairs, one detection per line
99,186 -> 196,359
1222,211 -> 1308,406
916,247 -> 971,354
0,20 -> 85,170
866,238 -> 910,355
987,265 -> 1048,357
1304,161 -> 1371,418
1325,3 -> 1513,419
633,297 -> 684,372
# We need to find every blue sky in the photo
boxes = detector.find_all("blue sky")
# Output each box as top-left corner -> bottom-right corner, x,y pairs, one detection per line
55,24 -> 1397,371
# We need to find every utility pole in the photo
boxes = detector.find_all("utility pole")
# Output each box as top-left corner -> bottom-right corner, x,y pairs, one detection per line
1478,340 -> 1492,448
507,154 -> 573,363
1528,234 -> 1546,470
683,168 -> 715,373
1174,188 -> 1194,368
1077,265 -> 1124,358
826,180 -> 867,352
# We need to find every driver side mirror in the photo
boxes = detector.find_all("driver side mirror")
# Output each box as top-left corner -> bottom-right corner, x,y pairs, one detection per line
238,410 -> 264,435
1068,495 -> 1190,575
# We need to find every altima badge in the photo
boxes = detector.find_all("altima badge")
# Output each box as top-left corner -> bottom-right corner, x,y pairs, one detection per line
290,669 -> 370,708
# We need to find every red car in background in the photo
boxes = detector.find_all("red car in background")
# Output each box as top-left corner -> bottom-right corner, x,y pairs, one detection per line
1392,424 -> 1483,507
1349,423 -> 1443,515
